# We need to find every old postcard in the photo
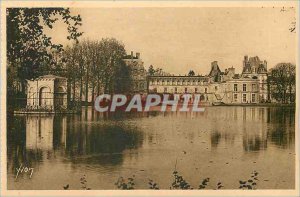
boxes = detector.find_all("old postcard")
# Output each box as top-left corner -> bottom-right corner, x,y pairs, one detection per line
0,0 -> 299,196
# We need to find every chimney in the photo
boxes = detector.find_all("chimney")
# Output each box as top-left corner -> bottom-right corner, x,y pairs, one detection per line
243,55 -> 248,67
229,67 -> 235,74
131,51 -> 133,59
263,60 -> 267,70
211,61 -> 218,69
136,52 -> 140,59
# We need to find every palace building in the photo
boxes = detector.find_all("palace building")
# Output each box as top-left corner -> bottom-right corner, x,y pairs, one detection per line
147,55 -> 269,104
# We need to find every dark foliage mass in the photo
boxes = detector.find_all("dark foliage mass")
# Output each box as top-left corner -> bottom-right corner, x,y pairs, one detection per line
63,38 -> 132,105
7,8 -> 133,110
7,8 -> 83,95
268,63 -> 295,103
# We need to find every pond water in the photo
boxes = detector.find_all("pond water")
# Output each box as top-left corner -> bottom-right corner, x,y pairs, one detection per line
7,106 -> 295,190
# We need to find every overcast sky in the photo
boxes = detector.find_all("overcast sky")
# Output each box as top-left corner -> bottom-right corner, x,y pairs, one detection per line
49,7 -> 296,75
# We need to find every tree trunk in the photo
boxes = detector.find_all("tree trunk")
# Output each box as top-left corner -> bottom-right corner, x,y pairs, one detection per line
73,80 -> 76,102
267,77 -> 270,102
80,76 -> 83,104
67,79 -> 71,108
289,82 -> 293,103
85,69 -> 89,105
283,89 -> 286,104
21,80 -> 27,96
104,77 -> 108,94
91,84 -> 95,104
97,76 -> 100,96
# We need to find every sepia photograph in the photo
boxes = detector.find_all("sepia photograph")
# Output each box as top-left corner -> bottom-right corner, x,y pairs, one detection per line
0,0 -> 299,196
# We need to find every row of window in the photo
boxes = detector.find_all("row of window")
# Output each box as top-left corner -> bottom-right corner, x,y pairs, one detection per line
234,84 -> 257,92
150,82 -> 258,92
233,93 -> 256,103
151,79 -> 204,82
150,80 -> 206,86
163,87 -> 208,93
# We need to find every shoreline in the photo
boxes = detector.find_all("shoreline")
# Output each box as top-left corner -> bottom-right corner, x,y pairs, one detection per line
209,103 -> 295,107
8,103 -> 295,114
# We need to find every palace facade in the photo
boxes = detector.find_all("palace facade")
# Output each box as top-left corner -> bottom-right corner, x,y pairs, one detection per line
147,55 -> 268,104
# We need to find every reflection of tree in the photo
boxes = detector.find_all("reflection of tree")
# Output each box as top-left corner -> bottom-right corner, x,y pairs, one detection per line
266,107 -> 295,148
210,130 -> 235,148
71,154 -> 124,166
82,109 -> 161,121
268,128 -> 287,147
53,115 -> 67,150
64,119 -> 143,166
267,107 -> 295,125
66,124 -> 143,155
268,127 -> 294,148
210,131 -> 221,147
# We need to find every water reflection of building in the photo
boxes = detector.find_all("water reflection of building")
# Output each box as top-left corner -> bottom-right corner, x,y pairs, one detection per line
26,115 -> 67,150
241,107 -> 295,152
207,107 -> 271,152
210,131 -> 235,148
242,107 -> 268,152
26,116 -> 54,150
25,111 -> 144,149
243,135 -> 268,152
21,107 -> 295,163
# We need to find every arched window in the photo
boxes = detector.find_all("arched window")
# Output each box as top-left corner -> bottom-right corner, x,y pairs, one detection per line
39,87 -> 51,106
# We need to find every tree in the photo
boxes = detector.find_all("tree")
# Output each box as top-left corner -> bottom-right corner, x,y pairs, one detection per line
114,61 -> 133,94
148,65 -> 155,76
286,64 -> 296,103
7,8 -> 83,97
155,68 -> 163,75
146,65 -> 170,76
98,38 -> 127,94
269,63 -> 296,103
62,38 -> 131,104
188,70 -> 195,76
63,43 -> 85,103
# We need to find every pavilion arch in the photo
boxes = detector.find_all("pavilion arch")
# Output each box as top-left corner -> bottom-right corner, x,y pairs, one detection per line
39,86 -> 51,106
57,86 -> 66,93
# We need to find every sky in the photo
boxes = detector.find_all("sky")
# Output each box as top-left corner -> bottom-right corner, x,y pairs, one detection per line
48,6 -> 296,75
